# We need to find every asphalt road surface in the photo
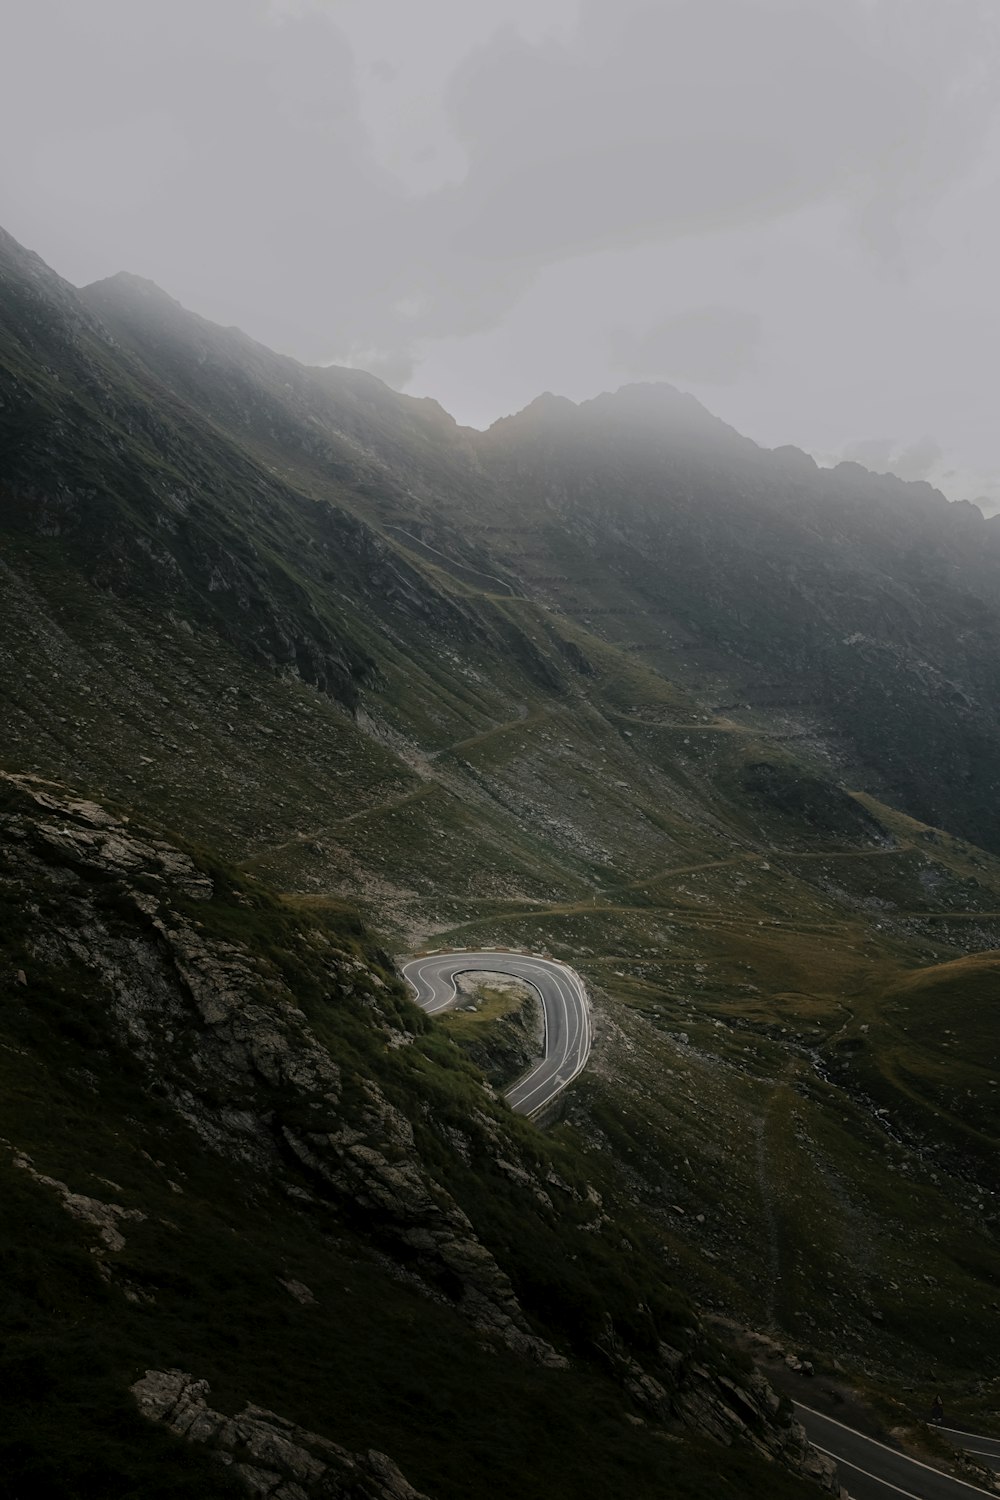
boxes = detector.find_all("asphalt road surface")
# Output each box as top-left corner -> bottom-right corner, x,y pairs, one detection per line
939,1426 -> 1000,1473
404,953 -> 993,1493
401,950 -> 591,1118
795,1403 -> 994,1499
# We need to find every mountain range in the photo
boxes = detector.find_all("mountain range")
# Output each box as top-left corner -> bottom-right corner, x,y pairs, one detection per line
3,223 -> 1000,1498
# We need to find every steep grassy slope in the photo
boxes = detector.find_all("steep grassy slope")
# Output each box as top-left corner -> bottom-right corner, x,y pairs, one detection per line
467,387 -> 1000,854
79,260 -> 1000,855
419,725 -> 1000,1401
0,772 -> 827,1500
3,223 -> 1000,1461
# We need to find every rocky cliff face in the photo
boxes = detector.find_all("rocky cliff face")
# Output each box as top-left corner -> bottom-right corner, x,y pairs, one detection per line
473,384 -> 1000,852
132,1369 -> 430,1500
10,220 -> 1000,852
0,772 -> 559,1365
0,226 -> 473,714
0,771 -> 832,1498
7,223 -> 1000,1494
439,973 -> 546,1088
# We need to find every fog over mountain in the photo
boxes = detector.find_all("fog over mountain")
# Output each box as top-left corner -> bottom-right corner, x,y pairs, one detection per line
6,7 -> 1000,1498
3,0 -> 1000,506
5,215 -> 1000,1495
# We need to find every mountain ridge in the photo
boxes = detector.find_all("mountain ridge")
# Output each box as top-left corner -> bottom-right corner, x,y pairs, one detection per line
4,222 -> 1000,1495
79,258 -> 988,527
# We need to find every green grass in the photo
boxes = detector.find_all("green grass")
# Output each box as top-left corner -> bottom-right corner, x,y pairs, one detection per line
7,230 -> 1000,1470
0,778 -> 828,1498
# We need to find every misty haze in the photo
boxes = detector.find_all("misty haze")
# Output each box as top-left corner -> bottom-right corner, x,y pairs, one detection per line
2,4 -> 1000,1499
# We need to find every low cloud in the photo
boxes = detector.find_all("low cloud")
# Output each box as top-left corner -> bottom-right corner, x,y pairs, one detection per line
839,437 -> 898,472
611,306 -> 761,385
3,0 -> 996,374
336,344 -> 417,389
3,0 -> 1000,485
839,434 -> 943,485
889,437 -> 945,483
827,436 -> 1000,517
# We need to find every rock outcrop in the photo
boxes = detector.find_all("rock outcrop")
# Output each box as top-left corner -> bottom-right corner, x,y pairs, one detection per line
133,1369 -> 429,1500
443,972 -> 544,1087
603,1327 -> 840,1492
0,771 -> 836,1491
0,772 -> 560,1365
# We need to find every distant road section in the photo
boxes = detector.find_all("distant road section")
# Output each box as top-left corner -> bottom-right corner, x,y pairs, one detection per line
795,1403 -> 995,1499
939,1427 -> 1000,1473
401,951 -> 591,1118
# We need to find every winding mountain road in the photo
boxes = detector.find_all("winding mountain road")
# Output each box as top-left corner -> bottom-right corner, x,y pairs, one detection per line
401,950 -> 591,1118
405,953 -> 994,1497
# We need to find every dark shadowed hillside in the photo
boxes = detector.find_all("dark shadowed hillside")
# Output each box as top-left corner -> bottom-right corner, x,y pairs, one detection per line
4,225 -> 1000,1493
75,251 -> 1000,854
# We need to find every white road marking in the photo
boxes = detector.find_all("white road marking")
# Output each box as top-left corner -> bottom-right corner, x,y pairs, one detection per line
810,1445 -> 925,1500
797,1405 -> 995,1495
940,1428 -> 1000,1447
401,951 -> 591,1117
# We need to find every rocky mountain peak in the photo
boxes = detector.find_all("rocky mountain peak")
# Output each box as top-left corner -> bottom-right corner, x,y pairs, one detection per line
4,219 -> 1000,1500
580,380 -> 749,444
84,269 -> 180,307
485,389 -> 578,437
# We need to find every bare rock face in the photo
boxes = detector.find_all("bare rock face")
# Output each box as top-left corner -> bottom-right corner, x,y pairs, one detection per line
9,1148 -> 145,1253
0,772 -> 561,1366
446,973 -> 544,1088
607,1328 -> 840,1493
0,772 -> 833,1488
132,1368 -> 430,1499
670,1365 -> 839,1491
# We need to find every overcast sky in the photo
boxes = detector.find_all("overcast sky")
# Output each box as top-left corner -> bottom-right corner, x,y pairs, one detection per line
4,0 -> 1000,508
